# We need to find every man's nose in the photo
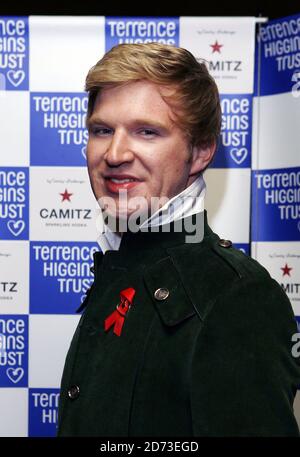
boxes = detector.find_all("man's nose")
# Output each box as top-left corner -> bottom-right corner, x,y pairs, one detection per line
104,130 -> 134,166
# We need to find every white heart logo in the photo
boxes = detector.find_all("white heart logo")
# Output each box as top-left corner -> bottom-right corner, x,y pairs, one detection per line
7,70 -> 25,88
7,220 -> 25,237
81,146 -> 87,160
230,147 -> 248,165
6,367 -> 24,384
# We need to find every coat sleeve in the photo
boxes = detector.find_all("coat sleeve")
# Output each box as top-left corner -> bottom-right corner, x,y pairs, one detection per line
190,276 -> 300,436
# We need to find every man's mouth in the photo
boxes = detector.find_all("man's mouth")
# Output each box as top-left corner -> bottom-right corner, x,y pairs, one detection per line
104,175 -> 141,193
110,178 -> 137,183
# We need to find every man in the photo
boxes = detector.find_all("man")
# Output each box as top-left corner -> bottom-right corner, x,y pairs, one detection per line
56,43 -> 300,437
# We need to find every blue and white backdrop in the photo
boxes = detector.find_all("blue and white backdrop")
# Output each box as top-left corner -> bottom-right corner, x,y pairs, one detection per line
0,14 -> 299,436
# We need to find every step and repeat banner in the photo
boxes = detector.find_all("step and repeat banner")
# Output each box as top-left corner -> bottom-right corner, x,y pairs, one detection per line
251,13 -> 300,424
0,14 -> 299,436
252,13 -> 300,320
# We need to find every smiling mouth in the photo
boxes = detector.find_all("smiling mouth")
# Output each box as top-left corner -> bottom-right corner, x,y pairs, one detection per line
104,177 -> 141,193
109,178 -> 138,183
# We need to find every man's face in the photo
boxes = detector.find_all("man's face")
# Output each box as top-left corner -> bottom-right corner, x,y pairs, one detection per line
86,80 -> 197,223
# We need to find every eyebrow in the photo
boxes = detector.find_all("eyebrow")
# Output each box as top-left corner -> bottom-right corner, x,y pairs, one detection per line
86,116 -> 171,132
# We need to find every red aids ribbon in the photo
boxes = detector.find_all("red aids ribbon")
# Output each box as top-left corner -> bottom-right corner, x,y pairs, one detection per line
104,287 -> 136,337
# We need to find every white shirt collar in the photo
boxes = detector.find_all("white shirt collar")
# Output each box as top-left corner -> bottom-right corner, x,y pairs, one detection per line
96,173 -> 206,253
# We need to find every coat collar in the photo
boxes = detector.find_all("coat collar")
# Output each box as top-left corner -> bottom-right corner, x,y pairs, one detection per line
93,210 -> 212,271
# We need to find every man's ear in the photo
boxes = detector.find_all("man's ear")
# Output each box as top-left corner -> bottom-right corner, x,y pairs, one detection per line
188,142 -> 216,175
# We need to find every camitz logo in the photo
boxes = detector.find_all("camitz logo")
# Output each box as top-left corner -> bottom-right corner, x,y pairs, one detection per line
280,263 -> 300,294
207,41 -> 242,72
210,40 -> 223,53
60,189 -> 73,202
281,263 -> 292,277
0,282 -> 17,293
39,189 -> 91,220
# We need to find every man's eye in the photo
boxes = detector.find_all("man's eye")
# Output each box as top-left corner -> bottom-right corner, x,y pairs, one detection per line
90,127 -> 112,135
139,129 -> 158,137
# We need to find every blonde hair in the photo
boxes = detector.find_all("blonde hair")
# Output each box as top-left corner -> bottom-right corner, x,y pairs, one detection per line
85,42 -> 221,148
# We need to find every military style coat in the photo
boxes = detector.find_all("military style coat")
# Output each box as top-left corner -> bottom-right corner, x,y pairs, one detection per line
56,212 -> 300,437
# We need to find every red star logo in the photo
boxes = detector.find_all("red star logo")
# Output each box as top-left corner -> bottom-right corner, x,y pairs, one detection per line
60,189 -> 73,202
210,40 -> 223,53
281,263 -> 292,277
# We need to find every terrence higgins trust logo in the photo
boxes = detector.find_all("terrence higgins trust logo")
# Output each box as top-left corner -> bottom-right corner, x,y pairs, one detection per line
29,388 -> 60,437
0,17 -> 29,90
0,167 -> 29,239
214,94 -> 252,168
30,93 -> 88,166
105,17 -> 179,50
30,242 -> 98,314
0,315 -> 28,387
258,13 -> 300,96
252,166 -> 300,241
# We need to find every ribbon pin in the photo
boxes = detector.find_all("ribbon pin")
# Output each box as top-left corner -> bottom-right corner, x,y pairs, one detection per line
104,287 -> 136,337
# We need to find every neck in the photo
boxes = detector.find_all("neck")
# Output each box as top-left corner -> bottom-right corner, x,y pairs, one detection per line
97,173 -> 206,253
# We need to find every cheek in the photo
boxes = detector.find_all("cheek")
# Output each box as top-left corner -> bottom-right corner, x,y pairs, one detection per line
86,157 -> 95,178
86,146 -> 101,170
86,143 -> 93,165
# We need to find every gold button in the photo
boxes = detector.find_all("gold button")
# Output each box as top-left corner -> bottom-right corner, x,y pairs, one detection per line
154,288 -> 170,301
218,239 -> 232,248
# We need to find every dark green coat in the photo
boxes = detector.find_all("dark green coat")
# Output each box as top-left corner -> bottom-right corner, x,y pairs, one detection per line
56,211 -> 300,436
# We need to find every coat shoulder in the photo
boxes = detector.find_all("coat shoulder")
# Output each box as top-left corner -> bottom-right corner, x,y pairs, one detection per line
203,232 -> 271,282
169,230 -> 272,285
166,231 -> 293,322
